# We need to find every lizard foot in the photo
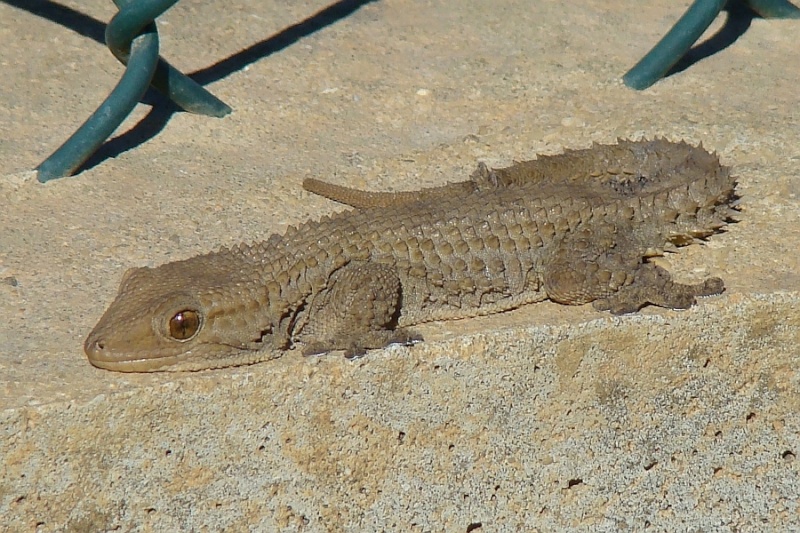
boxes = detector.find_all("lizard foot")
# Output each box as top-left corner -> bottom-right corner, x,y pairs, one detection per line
593,263 -> 724,314
302,328 -> 423,359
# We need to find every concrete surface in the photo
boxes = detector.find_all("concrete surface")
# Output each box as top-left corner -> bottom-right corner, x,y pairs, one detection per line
1,0 -> 799,531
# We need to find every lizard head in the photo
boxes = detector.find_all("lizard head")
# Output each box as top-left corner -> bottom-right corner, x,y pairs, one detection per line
84,260 -> 278,372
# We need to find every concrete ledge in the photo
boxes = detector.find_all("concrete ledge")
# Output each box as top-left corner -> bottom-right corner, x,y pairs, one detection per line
3,293 -> 799,530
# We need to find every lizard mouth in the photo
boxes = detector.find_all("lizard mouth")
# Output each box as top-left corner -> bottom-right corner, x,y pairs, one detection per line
87,354 -> 189,372
84,335 -> 271,372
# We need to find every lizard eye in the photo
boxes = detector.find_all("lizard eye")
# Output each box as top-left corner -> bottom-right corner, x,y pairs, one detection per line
168,309 -> 202,341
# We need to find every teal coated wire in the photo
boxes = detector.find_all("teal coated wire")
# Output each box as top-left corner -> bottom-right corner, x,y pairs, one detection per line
623,0 -> 727,90
36,26 -> 160,182
744,0 -> 800,17
107,0 -> 231,116
37,0 -> 231,182
624,0 -> 800,90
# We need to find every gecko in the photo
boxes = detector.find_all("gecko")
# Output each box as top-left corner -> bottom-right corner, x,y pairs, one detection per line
84,138 -> 736,371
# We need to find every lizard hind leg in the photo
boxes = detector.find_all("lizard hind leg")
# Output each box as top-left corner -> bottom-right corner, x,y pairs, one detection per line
542,225 -> 724,314
592,263 -> 724,315
298,262 -> 422,359
543,225 -> 639,306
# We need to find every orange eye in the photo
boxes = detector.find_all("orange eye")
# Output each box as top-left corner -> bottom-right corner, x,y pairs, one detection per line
168,310 -> 201,341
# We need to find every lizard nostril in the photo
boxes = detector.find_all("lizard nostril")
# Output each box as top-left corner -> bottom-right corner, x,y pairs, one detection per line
85,337 -> 105,356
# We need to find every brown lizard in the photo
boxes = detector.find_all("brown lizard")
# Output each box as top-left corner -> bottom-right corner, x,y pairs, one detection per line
84,138 -> 737,372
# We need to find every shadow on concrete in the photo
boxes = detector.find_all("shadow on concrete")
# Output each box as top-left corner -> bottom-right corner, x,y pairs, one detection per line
4,0 -> 760,171
1,0 -> 106,43
664,2 -> 757,78
2,0 -> 378,173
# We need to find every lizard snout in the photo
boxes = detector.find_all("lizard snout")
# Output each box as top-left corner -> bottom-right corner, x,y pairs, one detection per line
84,333 -> 109,362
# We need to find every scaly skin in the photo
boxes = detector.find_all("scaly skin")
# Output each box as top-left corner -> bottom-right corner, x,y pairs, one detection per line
84,138 -> 737,372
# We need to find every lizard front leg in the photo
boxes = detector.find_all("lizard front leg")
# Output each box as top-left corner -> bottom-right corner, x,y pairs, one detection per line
297,261 -> 422,358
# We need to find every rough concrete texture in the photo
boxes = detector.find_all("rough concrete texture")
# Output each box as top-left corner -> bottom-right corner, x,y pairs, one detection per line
1,0 -> 799,531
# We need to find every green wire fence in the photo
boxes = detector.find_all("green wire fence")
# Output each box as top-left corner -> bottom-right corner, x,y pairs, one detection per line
624,0 -> 800,90
36,0 -> 230,183
34,0 -> 799,182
